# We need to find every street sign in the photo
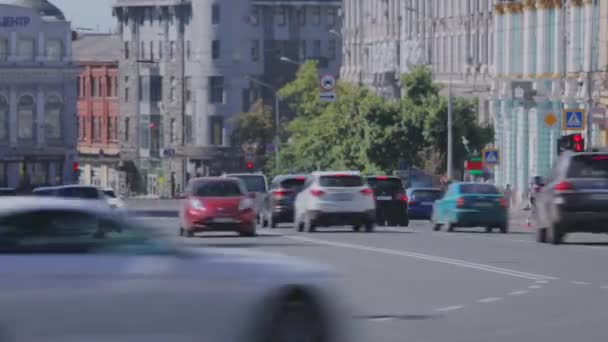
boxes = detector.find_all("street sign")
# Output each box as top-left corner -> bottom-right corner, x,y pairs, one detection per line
320,92 -> 337,102
245,153 -> 255,162
563,109 -> 586,131
482,149 -> 500,165
163,148 -> 176,157
320,74 -> 336,91
544,113 -> 557,127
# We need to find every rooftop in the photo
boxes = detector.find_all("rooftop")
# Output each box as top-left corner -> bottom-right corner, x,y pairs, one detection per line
72,34 -> 121,63
0,0 -> 65,21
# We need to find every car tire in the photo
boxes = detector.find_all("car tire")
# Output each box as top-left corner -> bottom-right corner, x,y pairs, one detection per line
186,230 -> 194,238
353,225 -> 361,232
304,213 -> 316,233
264,296 -> 326,342
270,215 -> 278,229
536,227 -> 547,243
499,224 -> 508,234
179,226 -> 184,237
399,216 -> 409,227
239,223 -> 257,237
447,223 -> 455,232
485,226 -> 493,233
431,219 -> 441,231
262,212 -> 269,228
547,223 -> 565,245
365,222 -> 375,233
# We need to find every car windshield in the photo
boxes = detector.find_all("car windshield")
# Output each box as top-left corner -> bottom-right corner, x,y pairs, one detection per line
460,184 -> 499,194
103,190 -> 117,198
567,155 -> 608,178
228,175 -> 266,192
280,178 -> 306,190
33,189 -> 56,197
0,210 -> 173,255
194,180 -> 243,197
320,175 -> 364,187
57,187 -> 100,199
411,189 -> 443,201
367,178 -> 404,194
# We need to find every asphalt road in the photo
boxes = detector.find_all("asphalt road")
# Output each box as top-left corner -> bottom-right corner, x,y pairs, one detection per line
140,216 -> 608,342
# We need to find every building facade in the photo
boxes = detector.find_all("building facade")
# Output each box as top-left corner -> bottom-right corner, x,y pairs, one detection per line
341,0 -> 494,123
73,33 -> 125,194
113,0 -> 342,196
0,0 -> 78,191
492,0 -> 601,203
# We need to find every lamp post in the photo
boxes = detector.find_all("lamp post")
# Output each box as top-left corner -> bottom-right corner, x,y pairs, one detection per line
246,77 -> 281,171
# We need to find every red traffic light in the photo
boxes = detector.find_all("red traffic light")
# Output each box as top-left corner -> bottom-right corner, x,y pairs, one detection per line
572,134 -> 583,143
72,162 -> 79,171
246,162 -> 254,170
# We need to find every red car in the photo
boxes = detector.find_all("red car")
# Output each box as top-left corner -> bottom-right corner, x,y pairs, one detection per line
179,177 -> 257,237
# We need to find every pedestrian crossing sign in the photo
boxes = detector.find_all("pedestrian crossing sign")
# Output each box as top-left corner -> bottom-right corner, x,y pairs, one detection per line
563,109 -> 586,131
483,149 -> 500,165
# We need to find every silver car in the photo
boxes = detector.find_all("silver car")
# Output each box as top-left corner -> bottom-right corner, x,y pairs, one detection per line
0,198 -> 351,342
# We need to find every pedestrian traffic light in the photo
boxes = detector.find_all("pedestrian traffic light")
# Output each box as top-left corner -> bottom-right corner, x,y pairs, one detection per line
572,133 -> 584,152
246,162 -> 254,170
558,134 -> 585,154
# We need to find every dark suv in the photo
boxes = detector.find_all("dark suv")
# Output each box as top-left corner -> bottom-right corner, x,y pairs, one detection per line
366,176 -> 409,226
263,175 -> 307,228
536,151 -> 608,244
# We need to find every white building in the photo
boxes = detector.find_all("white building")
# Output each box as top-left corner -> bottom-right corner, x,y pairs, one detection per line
0,0 -> 79,191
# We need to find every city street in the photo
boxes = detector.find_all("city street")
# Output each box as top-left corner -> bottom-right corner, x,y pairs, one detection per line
140,215 -> 608,342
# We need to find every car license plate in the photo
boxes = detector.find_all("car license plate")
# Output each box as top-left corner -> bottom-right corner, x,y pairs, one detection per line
213,218 -> 236,223
590,194 -> 608,200
474,202 -> 493,207
331,193 -> 353,201
377,196 -> 392,200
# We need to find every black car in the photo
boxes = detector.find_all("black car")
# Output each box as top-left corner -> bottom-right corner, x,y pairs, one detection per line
0,188 -> 16,196
536,151 -> 608,244
263,174 -> 307,228
366,176 -> 409,226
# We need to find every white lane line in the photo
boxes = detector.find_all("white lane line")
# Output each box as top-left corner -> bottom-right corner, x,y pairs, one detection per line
477,297 -> 503,303
287,235 -> 558,281
570,281 -> 592,285
535,280 -> 548,284
430,232 -> 534,244
508,290 -> 529,296
528,285 -> 543,289
435,305 -> 465,312
600,286 -> 608,289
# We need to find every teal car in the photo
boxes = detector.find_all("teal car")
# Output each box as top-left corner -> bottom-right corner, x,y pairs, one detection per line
431,183 -> 508,233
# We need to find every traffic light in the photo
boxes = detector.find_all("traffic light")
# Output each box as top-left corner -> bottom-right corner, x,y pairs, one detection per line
72,162 -> 81,181
558,134 -> 585,154
246,162 -> 254,170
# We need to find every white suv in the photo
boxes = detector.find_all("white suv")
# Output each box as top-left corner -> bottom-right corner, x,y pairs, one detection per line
294,171 -> 376,232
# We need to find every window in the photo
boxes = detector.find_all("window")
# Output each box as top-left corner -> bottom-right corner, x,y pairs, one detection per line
251,40 -> 259,61
138,76 -> 143,101
17,95 -> 34,140
124,42 -> 130,59
185,77 -> 192,102
185,115 -> 192,143
77,77 -> 82,98
106,76 -> 112,97
242,89 -> 250,112
149,41 -> 154,60
46,40 -> 62,61
78,117 -> 83,139
17,39 -> 34,61
210,116 -> 223,146
276,7 -> 286,26
92,117 -> 100,141
125,118 -> 130,142
113,77 -> 118,97
169,76 -> 176,101
45,95 -> 62,139
327,7 -> 337,27
300,40 -> 307,59
125,87 -> 130,102
328,39 -> 337,60
313,40 -> 321,57
250,8 -> 259,26
91,77 -> 98,97
312,6 -> 321,25
187,40 -> 192,60
208,76 -> 224,103
212,40 -> 220,59
170,41 -> 175,60
193,180 -> 243,197
170,118 -> 177,143
158,40 -> 163,60
108,117 -> 116,141
0,96 -> 7,141
212,4 -> 220,24
0,38 -> 8,61
150,76 -> 163,102
140,41 -> 145,59
298,8 -> 306,26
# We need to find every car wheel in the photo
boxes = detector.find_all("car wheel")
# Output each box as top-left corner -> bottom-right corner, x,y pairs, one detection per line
353,225 -> 361,232
536,227 -> 547,243
547,223 -> 565,245
365,222 -> 375,232
239,223 -> 257,237
262,212 -> 269,228
304,213 -> 316,233
270,215 -> 278,229
186,230 -> 194,238
295,215 -> 305,232
485,226 -> 493,233
399,216 -> 409,227
265,296 -> 326,342
447,222 -> 455,232
179,226 -> 184,237
499,224 -> 508,234
431,219 -> 441,231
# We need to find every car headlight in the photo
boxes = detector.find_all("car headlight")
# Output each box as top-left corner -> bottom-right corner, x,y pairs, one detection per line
190,198 -> 206,211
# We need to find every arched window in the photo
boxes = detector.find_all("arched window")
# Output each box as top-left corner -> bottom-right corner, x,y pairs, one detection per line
0,95 -> 7,140
45,95 -> 63,139
17,95 -> 34,140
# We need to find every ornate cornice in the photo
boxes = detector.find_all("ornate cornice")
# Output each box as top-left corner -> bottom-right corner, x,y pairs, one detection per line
536,0 -> 556,9
505,2 -> 524,13
570,0 -> 584,7
523,0 -> 536,11
582,0 -> 594,5
494,3 -> 506,15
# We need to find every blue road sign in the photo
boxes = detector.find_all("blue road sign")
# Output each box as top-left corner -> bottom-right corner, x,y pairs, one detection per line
483,149 -> 500,165
563,109 -> 586,131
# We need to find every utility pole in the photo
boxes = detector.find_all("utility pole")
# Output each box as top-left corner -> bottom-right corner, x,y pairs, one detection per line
587,70 -> 593,147
447,47 -> 454,180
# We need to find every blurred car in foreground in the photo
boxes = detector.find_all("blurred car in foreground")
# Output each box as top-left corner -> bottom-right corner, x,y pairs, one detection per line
365,176 -> 409,226
536,152 -> 608,244
0,188 -> 16,196
223,173 -> 268,222
263,174 -> 307,228
179,177 -> 256,237
431,183 -> 508,233
406,188 -> 443,220
294,171 -> 376,232
32,186 -> 58,196
101,188 -> 125,210
0,198 -> 350,342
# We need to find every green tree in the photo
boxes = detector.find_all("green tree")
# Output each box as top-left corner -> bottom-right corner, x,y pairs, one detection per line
231,100 -> 274,172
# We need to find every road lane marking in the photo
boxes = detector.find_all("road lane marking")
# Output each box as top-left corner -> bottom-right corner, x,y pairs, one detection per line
508,290 -> 529,296
477,297 -> 502,303
600,286 -> 608,289
435,305 -> 464,312
528,285 -> 543,289
288,235 -> 559,281
570,281 -> 591,285
535,280 -> 548,284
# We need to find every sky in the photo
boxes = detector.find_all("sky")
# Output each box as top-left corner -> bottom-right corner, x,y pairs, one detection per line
52,0 -> 115,33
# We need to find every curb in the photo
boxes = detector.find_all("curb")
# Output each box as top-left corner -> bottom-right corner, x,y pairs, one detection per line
128,210 -> 179,218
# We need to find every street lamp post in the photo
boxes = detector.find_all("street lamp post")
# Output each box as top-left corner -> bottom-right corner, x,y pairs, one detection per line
246,77 -> 281,171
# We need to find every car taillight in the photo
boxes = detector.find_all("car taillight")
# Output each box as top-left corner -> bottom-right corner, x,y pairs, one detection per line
408,200 -> 416,206
310,189 -> 325,197
360,188 -> 374,196
456,197 -> 465,208
499,197 -> 508,208
272,189 -> 292,199
394,193 -> 408,202
555,181 -> 575,193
